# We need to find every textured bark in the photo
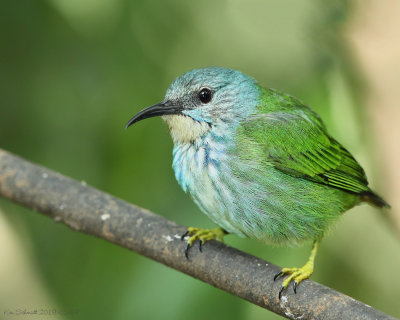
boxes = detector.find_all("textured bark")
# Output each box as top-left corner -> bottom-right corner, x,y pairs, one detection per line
0,148 -> 397,320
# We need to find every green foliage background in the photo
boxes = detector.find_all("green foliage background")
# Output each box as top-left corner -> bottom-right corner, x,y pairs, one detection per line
1,1 -> 399,319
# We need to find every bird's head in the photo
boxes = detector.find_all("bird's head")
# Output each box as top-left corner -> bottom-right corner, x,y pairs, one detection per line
126,67 -> 260,144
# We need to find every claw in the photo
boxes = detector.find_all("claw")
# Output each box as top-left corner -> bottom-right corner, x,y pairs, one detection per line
279,286 -> 285,300
185,243 -> 191,259
293,281 -> 298,294
181,230 -> 189,241
199,240 -> 203,252
274,271 -> 283,281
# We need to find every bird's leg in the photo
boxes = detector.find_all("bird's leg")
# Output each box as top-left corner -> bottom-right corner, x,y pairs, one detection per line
181,227 -> 227,259
274,239 -> 320,299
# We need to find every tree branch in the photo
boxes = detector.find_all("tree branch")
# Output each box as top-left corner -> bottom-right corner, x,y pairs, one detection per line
0,148 -> 396,320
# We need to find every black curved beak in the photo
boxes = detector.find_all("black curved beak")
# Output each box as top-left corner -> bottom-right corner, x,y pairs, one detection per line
125,101 -> 182,129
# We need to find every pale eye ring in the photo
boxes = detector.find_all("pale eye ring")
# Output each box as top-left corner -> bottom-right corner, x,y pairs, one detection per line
198,88 -> 212,104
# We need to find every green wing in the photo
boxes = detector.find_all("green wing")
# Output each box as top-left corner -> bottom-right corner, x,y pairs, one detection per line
239,92 -> 370,194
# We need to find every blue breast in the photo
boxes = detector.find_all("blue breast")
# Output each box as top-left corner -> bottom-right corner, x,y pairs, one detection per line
172,125 -> 250,236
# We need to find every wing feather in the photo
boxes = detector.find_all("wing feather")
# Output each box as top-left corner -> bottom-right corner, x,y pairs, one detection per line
239,110 -> 370,194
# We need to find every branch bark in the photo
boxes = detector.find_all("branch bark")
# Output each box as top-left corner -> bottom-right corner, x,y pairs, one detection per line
0,148 -> 396,320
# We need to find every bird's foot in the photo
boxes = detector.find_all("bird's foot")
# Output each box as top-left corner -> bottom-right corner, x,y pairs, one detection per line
274,239 -> 319,299
181,227 -> 226,259
274,261 -> 314,299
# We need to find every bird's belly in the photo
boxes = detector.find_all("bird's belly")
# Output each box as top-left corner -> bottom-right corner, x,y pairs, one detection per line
172,144 -> 356,245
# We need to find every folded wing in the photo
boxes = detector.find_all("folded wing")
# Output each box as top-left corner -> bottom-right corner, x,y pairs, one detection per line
240,110 -> 370,194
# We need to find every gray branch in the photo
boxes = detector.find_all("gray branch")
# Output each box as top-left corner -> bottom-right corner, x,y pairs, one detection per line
0,148 -> 396,320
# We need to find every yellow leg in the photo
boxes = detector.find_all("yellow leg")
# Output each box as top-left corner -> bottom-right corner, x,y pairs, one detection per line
274,240 -> 320,299
181,227 -> 227,258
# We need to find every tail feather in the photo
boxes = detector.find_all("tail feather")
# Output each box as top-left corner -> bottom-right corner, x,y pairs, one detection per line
360,190 -> 391,209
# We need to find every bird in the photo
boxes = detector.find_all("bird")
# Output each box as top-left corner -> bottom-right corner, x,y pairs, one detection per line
125,67 -> 390,298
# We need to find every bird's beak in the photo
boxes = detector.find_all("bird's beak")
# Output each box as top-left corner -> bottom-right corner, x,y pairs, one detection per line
125,101 -> 182,129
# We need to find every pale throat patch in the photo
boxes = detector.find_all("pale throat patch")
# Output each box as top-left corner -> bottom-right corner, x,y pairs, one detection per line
162,115 -> 210,144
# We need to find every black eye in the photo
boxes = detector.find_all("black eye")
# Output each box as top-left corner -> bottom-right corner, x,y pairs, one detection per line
198,88 -> 212,104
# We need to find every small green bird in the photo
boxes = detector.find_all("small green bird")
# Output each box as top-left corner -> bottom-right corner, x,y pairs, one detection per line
126,67 -> 390,298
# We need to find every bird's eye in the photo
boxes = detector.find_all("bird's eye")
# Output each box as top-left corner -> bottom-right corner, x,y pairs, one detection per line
198,88 -> 212,104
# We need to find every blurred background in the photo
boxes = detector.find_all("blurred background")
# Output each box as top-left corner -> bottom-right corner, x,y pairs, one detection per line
1,0 -> 399,319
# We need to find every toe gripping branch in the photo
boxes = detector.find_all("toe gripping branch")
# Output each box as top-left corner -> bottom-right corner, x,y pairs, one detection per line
181,227 -> 227,259
180,230 -> 199,259
274,269 -> 301,300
